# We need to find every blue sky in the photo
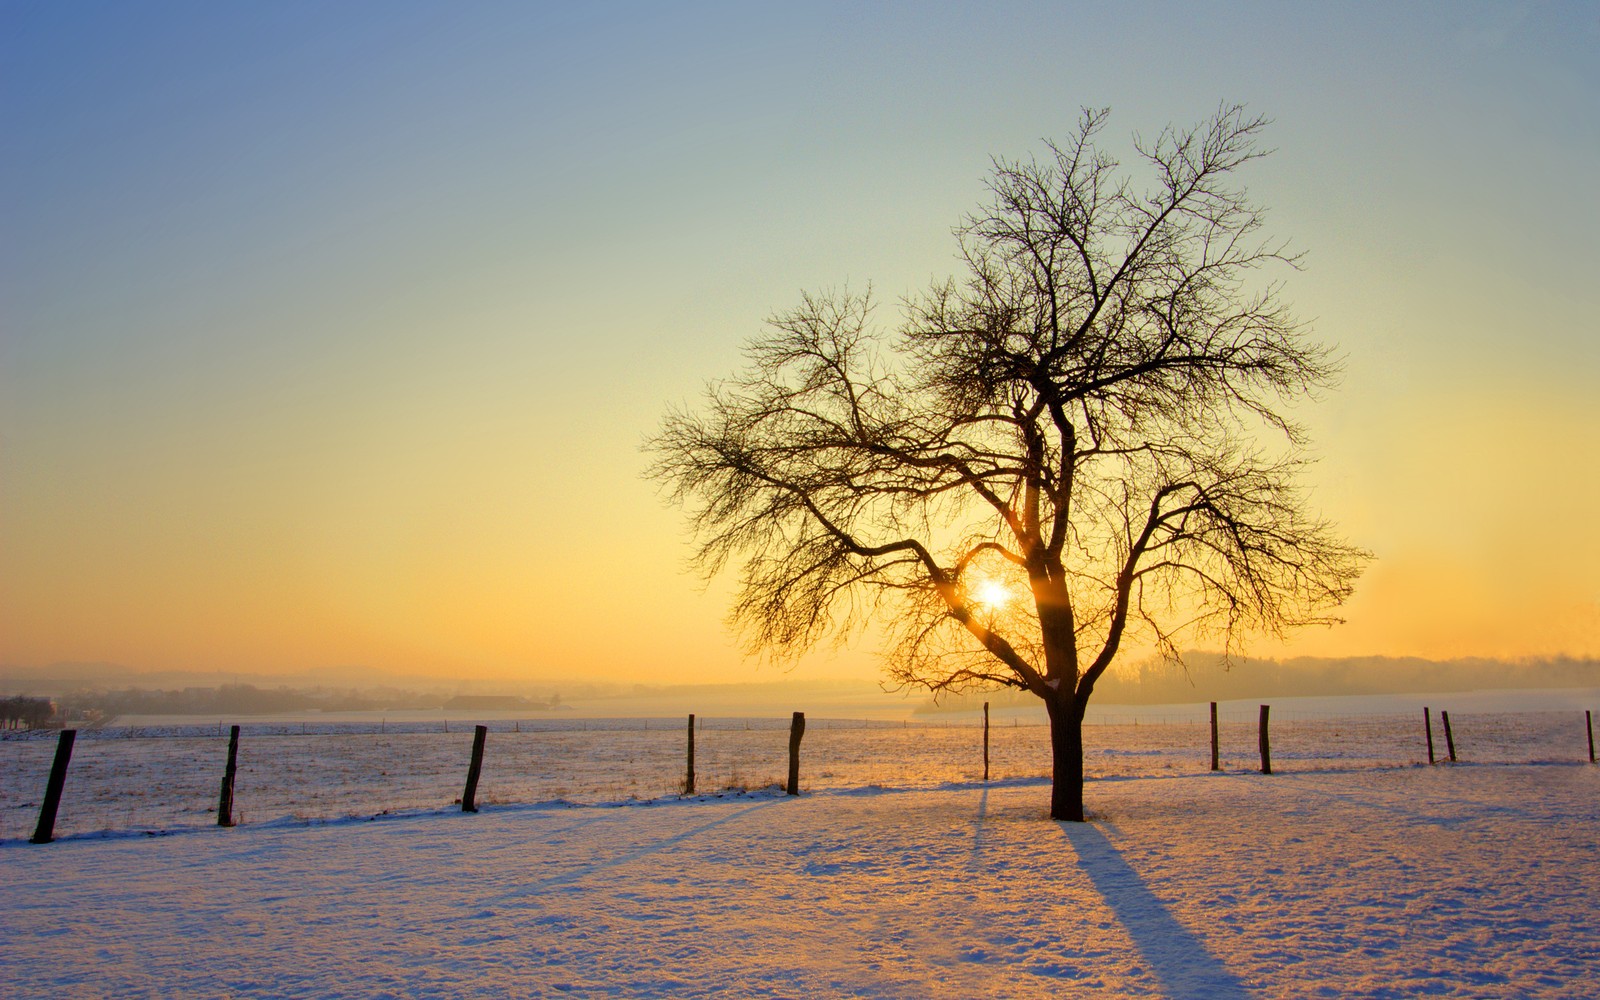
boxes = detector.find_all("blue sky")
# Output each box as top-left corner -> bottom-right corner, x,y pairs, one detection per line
3,2 -> 1596,683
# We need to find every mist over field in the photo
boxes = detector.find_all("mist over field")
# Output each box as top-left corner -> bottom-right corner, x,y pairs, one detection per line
4,655 -> 1596,721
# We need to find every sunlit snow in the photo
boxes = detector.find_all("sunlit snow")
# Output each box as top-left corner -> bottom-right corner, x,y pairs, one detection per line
4,697 -> 1597,997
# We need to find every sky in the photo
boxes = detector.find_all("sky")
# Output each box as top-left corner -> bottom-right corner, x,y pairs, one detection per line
2,1 -> 1596,687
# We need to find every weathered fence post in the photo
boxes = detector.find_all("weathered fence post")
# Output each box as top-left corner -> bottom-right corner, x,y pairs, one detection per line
786,711 -> 806,795
1424,707 -> 1435,765
462,724 -> 488,813
972,697 -> 985,784
217,724 -> 241,827
1441,710 -> 1457,763
1258,705 -> 1272,775
1587,710 -> 1595,764
685,713 -> 697,795
1210,702 -> 1220,772
31,729 -> 77,844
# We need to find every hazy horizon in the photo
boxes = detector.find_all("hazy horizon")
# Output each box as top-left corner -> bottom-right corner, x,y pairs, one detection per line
4,4 -> 1596,688
5,653 -> 1596,713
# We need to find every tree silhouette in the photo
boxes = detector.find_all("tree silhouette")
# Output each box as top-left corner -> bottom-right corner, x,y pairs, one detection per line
649,105 -> 1368,820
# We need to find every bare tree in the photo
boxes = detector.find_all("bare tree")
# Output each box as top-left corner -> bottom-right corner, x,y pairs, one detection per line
648,105 -> 1368,820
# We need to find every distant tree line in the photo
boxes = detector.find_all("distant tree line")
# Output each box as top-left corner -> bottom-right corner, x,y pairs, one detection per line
48,683 -> 563,720
1,695 -> 56,729
915,654 -> 1600,711
55,684 -> 442,720
1114,653 -> 1600,703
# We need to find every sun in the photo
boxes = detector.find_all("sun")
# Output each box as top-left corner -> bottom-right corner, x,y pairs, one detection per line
970,577 -> 1014,610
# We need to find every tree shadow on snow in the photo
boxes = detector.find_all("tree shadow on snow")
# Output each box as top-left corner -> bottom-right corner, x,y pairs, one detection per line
1061,823 -> 1252,999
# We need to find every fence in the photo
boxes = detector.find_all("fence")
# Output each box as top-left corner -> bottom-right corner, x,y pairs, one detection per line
3,706 -> 1595,842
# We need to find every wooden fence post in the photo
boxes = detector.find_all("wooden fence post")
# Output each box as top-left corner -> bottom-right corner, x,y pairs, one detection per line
1424,707 -> 1435,765
685,713 -> 696,795
30,729 -> 77,844
786,711 -> 806,795
1258,705 -> 1272,775
1587,710 -> 1594,764
1441,710 -> 1457,763
1210,702 -> 1220,772
218,725 -> 241,827
462,725 -> 488,813
972,700 -> 985,780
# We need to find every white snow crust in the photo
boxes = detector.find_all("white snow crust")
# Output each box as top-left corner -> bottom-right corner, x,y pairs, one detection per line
4,760 -> 1597,998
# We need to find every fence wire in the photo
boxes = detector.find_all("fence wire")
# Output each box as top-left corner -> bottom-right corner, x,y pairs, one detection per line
3,709 -> 1594,841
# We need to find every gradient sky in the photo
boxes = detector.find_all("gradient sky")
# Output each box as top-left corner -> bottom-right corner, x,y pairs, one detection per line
3,2 -> 1596,685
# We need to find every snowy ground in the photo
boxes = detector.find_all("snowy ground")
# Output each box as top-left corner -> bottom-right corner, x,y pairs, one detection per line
8,698 -> 1596,840
4,760 -> 1597,998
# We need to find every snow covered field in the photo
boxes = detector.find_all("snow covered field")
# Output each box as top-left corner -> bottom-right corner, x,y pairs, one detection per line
3,762 -> 1596,998
3,699 -> 1599,998
5,692 -> 1597,840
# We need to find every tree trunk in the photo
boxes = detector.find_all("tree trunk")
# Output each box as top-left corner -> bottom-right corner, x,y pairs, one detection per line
1047,692 -> 1086,821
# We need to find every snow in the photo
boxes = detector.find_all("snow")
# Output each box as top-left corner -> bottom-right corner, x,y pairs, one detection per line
4,710 -> 1598,997
6,697 -> 1597,839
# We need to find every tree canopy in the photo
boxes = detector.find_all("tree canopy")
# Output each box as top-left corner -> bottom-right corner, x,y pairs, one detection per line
649,105 -> 1368,819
